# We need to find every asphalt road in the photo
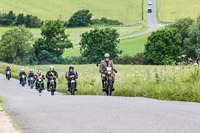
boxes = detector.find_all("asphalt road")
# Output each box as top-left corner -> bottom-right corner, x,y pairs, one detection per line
119,0 -> 164,40
1,73 -> 200,133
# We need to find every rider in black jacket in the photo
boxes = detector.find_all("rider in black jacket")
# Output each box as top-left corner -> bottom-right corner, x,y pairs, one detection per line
28,70 -> 35,86
19,69 -> 27,84
46,66 -> 58,91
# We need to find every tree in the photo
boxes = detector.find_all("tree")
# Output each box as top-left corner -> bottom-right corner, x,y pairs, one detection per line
24,14 -> 32,27
34,20 -> 72,64
68,9 -> 92,27
183,16 -> 200,60
0,26 -> 35,65
14,13 -> 25,26
144,28 -> 182,65
5,11 -> 16,26
79,27 -> 122,63
30,16 -> 43,28
168,18 -> 194,45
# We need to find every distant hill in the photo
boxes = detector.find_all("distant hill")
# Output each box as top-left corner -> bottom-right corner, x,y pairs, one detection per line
0,0 -> 143,25
158,0 -> 200,22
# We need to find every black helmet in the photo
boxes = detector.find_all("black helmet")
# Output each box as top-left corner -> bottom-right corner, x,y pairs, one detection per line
69,65 -> 74,70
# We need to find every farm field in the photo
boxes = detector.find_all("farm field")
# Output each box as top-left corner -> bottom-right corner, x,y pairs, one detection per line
0,25 -> 149,45
63,33 -> 150,57
0,62 -> 200,103
0,0 -> 143,25
158,0 -> 200,22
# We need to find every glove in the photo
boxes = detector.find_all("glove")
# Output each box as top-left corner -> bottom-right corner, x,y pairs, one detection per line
114,70 -> 117,73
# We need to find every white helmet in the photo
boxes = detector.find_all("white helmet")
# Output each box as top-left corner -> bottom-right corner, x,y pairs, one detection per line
21,69 -> 24,71
50,66 -> 54,70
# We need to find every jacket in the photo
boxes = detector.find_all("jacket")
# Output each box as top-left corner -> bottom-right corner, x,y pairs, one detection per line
46,70 -> 58,80
66,70 -> 78,80
99,60 -> 117,74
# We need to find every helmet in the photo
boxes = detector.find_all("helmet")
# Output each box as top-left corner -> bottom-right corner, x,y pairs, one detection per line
104,53 -> 110,58
21,69 -> 24,71
30,69 -> 33,72
69,65 -> 74,70
37,70 -> 41,74
50,66 -> 54,70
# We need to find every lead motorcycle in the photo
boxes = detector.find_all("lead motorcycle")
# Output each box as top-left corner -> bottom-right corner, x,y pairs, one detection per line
68,75 -> 77,95
104,67 -> 114,96
6,71 -> 11,80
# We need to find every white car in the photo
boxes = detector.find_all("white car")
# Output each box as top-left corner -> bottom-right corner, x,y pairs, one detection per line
148,1 -> 152,5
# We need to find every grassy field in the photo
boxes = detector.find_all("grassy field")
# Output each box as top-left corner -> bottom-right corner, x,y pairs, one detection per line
158,0 -> 200,22
0,25 -> 149,45
0,0 -> 143,25
63,33 -> 150,57
1,62 -> 200,103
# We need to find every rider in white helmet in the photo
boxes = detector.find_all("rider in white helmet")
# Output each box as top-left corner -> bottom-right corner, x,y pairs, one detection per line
19,69 -> 27,84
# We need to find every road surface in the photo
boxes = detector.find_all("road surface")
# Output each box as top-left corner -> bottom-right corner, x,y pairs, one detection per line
0,74 -> 200,133
119,0 -> 164,40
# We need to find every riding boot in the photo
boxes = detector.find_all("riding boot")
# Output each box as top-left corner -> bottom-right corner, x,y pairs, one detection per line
75,82 -> 77,91
28,79 -> 30,86
68,82 -> 70,91
102,80 -> 105,91
47,82 -> 50,91
112,81 -> 115,91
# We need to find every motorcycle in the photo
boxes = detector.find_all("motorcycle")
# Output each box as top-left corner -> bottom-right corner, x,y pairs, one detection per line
6,71 -> 11,80
21,75 -> 26,86
104,67 -> 113,96
29,77 -> 35,89
49,77 -> 56,96
68,75 -> 77,95
37,78 -> 44,93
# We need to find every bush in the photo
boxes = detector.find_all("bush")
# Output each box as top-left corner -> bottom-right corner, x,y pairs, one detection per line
68,9 -> 92,27
115,53 -> 147,65
91,17 -> 123,26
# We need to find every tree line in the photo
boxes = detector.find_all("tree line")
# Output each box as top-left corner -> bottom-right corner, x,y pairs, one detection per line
0,10 -> 123,28
0,11 -> 43,28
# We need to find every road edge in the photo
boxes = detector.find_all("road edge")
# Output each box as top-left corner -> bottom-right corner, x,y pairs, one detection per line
0,99 -> 26,133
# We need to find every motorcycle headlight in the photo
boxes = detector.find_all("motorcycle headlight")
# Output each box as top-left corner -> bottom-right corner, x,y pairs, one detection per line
108,71 -> 111,74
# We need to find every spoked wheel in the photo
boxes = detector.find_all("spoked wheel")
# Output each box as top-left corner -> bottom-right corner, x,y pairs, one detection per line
51,90 -> 54,96
107,80 -> 113,96
71,83 -> 75,95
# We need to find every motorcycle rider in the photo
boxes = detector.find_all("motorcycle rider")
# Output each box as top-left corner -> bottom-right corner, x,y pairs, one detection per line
99,53 -> 117,91
65,65 -> 78,91
28,70 -> 35,86
19,69 -> 27,84
46,66 -> 58,91
35,70 -> 45,90
5,66 -> 12,78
